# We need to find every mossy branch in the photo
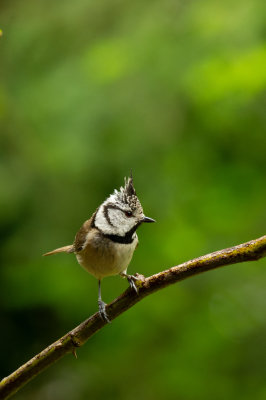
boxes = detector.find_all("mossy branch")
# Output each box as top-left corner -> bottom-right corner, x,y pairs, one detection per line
1,235 -> 266,400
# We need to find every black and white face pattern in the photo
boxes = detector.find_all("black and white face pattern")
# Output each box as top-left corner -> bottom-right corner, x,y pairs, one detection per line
94,177 -> 145,237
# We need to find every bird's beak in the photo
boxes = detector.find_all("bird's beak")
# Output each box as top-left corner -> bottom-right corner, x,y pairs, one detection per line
142,216 -> 156,223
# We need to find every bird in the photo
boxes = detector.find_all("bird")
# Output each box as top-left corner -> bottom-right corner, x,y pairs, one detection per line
43,175 -> 155,322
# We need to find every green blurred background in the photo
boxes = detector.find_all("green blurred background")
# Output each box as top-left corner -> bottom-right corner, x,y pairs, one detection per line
1,0 -> 266,399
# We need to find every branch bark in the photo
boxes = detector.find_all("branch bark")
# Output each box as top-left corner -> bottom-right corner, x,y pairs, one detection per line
1,235 -> 266,400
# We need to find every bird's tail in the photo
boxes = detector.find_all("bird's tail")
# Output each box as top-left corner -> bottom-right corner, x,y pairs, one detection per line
43,245 -> 74,256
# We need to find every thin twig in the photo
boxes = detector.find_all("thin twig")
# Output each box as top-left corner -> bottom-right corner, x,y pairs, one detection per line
1,235 -> 266,400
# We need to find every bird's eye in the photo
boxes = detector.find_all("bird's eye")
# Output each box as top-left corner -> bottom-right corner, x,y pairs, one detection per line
125,211 -> 133,217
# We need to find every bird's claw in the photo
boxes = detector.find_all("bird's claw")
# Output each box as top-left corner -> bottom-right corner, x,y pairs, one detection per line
126,275 -> 139,294
98,300 -> 111,323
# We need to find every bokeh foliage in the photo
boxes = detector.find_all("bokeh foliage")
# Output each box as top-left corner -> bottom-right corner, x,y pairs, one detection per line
0,0 -> 266,399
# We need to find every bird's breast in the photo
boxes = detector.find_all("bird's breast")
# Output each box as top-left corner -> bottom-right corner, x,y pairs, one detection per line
76,229 -> 138,279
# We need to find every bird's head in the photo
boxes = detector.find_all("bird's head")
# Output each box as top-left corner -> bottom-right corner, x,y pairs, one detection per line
94,175 -> 155,237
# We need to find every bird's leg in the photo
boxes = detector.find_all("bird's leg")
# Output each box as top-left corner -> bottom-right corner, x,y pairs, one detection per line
120,272 -> 139,294
98,280 -> 110,323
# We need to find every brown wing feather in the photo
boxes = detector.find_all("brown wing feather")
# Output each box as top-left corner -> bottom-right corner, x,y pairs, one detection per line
74,215 -> 95,252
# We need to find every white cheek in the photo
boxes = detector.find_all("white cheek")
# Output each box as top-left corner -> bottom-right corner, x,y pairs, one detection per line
94,207 -> 116,235
94,205 -> 137,236
108,210 -> 135,235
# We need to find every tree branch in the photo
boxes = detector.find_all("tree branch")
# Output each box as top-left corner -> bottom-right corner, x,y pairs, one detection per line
1,235 -> 266,400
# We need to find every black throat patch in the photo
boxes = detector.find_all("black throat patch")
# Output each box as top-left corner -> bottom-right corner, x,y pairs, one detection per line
103,223 -> 139,244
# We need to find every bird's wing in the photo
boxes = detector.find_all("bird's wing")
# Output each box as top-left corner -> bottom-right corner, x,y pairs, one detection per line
74,217 -> 94,252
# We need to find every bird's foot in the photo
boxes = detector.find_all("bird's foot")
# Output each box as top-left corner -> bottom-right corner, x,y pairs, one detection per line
120,273 -> 144,294
127,275 -> 139,294
98,300 -> 110,323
